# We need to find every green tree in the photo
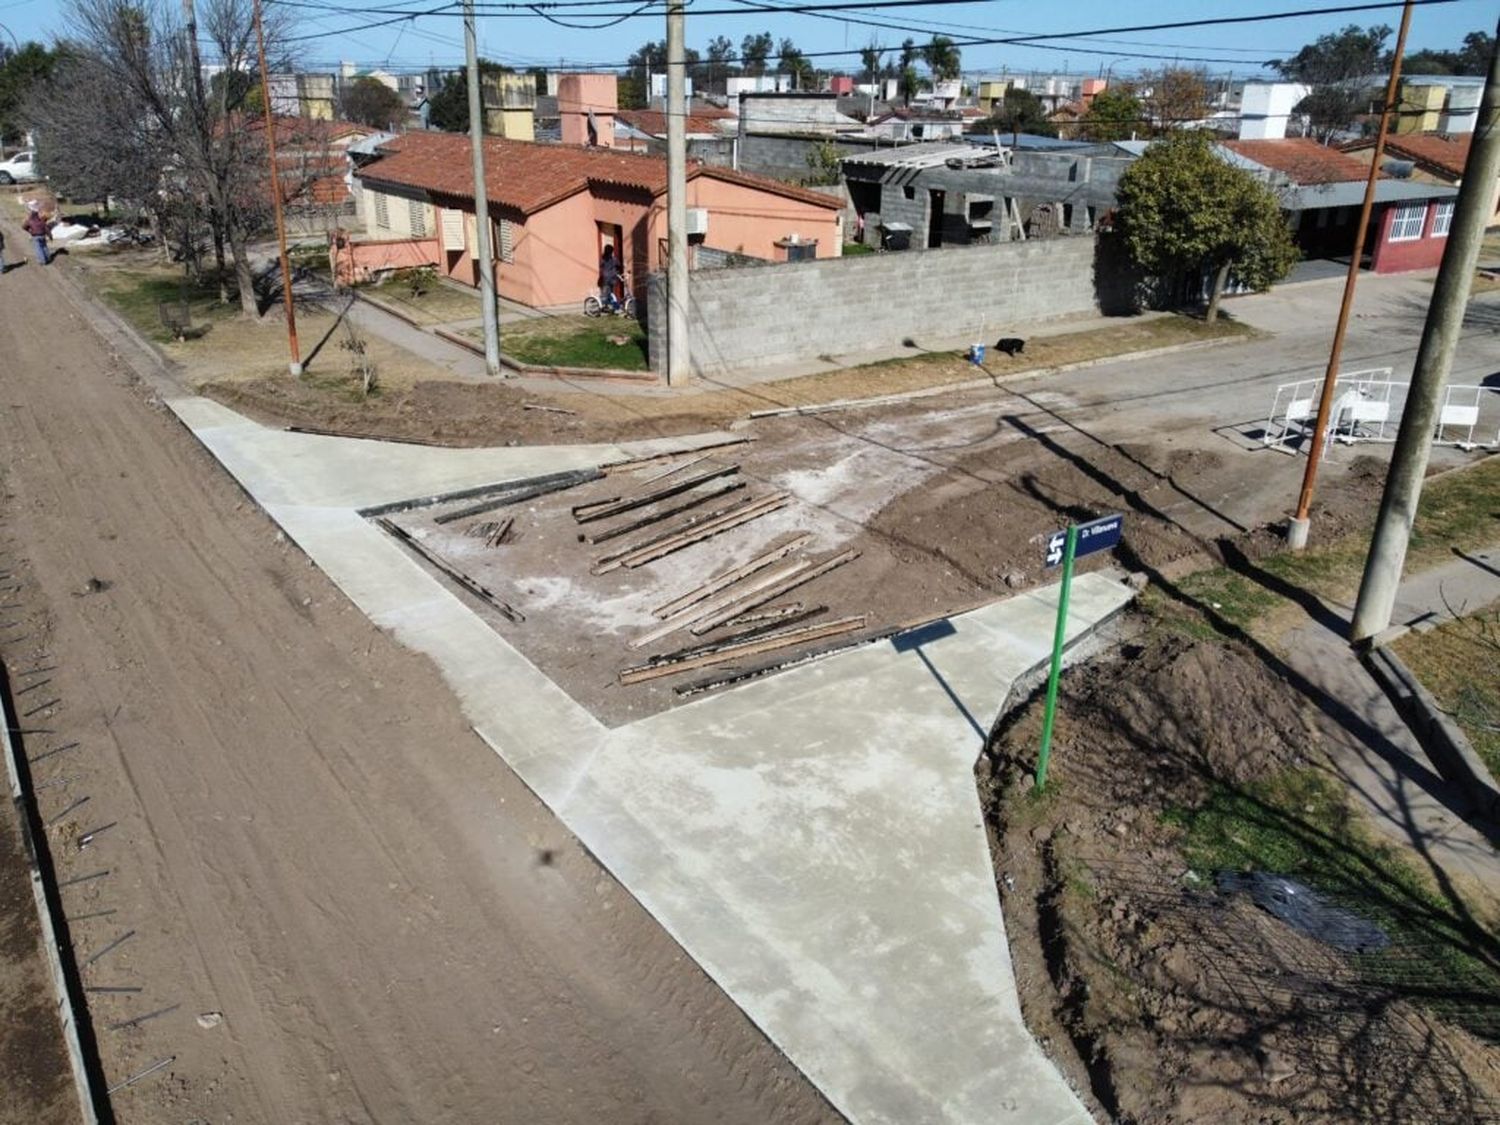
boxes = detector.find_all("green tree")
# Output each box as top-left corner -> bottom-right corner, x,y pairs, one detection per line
860,41 -> 884,84
1115,131 -> 1298,322
921,36 -> 960,83
740,32 -> 773,76
0,41 -> 60,146
339,76 -> 404,129
803,137 -> 842,185
977,88 -> 1056,139
1401,30 -> 1494,76
1271,23 -> 1389,142
1080,86 -> 1143,141
777,37 -> 811,89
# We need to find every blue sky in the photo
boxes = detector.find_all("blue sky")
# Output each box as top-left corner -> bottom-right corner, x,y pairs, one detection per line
2,0 -> 1492,78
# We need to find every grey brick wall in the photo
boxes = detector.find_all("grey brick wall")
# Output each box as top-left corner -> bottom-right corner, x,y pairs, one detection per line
648,235 -> 1117,378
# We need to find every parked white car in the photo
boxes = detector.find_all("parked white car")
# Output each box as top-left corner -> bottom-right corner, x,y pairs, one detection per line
0,151 -> 40,184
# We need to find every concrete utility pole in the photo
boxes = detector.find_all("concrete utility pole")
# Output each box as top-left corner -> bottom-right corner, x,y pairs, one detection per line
665,0 -> 690,386
1287,0 -> 1414,549
1350,21 -> 1500,645
464,0 -> 502,377
252,0 -> 302,377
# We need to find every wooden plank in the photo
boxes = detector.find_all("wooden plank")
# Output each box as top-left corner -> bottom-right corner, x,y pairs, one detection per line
600,437 -> 748,475
580,480 -> 745,545
718,605 -> 827,645
652,534 -> 811,619
627,558 -> 814,651
723,601 -> 807,627
689,549 -> 858,636
434,469 -> 602,525
378,519 -> 524,623
573,465 -> 739,523
620,616 -> 867,685
635,453 -> 709,486
591,495 -> 769,575
617,494 -> 788,569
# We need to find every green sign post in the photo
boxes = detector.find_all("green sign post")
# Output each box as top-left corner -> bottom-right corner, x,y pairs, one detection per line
1035,513 -> 1123,790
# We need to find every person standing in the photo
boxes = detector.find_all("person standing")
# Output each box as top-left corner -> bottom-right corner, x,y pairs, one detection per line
22,207 -> 49,266
598,243 -> 622,311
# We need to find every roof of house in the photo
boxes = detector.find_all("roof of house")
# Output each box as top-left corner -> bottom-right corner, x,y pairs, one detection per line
358,130 -> 842,213
1283,179 -> 1458,210
1342,131 -> 1472,180
615,107 -> 733,137
1220,138 -> 1375,185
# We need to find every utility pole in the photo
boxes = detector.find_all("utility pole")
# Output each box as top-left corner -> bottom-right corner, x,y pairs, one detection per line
1350,22 -> 1500,645
464,0 -> 502,377
252,0 -> 302,377
665,0 -> 690,386
1286,0 -> 1414,549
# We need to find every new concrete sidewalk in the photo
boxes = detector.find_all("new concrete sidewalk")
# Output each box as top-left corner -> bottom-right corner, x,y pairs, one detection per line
166,394 -> 1135,1125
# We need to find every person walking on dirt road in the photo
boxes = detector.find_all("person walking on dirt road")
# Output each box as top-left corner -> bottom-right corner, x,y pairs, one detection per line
22,207 -> 49,266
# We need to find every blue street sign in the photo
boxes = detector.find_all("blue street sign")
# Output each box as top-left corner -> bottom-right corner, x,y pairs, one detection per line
1043,513 -> 1123,568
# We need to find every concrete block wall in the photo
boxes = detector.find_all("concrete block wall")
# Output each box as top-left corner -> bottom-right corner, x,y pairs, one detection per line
648,235 -> 1104,378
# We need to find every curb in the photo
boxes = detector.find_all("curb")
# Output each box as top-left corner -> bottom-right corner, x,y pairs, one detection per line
1361,643 -> 1500,824
1,672 -> 102,1125
747,332 -> 1252,419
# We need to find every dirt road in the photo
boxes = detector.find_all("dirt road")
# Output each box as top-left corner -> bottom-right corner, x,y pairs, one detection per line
0,263 -> 838,1120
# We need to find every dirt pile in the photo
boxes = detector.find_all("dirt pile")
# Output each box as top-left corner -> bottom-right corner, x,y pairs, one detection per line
981,631 -> 1500,1124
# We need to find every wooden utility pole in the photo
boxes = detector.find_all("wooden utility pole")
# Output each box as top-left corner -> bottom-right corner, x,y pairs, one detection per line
665,0 -> 690,386
1350,21 -> 1500,644
464,0 -> 502,377
1286,0 -> 1413,549
252,0 -> 302,377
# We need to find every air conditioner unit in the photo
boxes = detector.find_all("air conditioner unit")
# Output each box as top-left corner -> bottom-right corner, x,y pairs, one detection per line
686,208 -> 709,236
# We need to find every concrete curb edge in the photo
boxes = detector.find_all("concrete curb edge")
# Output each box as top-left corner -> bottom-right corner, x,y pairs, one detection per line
1360,643 -> 1500,824
1,675 -> 102,1125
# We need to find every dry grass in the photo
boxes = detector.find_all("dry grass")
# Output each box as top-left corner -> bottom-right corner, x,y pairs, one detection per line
1393,611 -> 1500,779
357,276 -> 482,325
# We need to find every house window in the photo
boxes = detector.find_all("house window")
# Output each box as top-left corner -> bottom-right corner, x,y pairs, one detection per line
1388,202 -> 1426,242
903,185 -> 915,200
372,191 -> 389,230
498,218 -> 515,263
1062,204 -> 1074,228
440,208 -> 466,252
408,198 -> 427,237
1431,200 -> 1454,237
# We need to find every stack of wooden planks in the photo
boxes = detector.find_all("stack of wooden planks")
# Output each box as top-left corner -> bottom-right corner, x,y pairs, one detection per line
568,453 -> 866,687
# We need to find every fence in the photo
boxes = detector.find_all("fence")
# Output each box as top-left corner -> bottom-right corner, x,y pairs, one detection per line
1265,370 -> 1500,452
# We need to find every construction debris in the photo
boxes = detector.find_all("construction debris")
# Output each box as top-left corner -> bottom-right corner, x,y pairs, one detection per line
579,480 -> 746,545
379,518 -> 524,623
614,493 -> 789,570
591,494 -> 778,575
652,535 -> 811,620
628,556 -> 814,651
436,469 -> 602,526
635,453 -> 710,487
689,549 -> 859,636
600,438 -> 749,476
573,465 -> 739,524
522,402 -> 578,415
619,616 -> 867,684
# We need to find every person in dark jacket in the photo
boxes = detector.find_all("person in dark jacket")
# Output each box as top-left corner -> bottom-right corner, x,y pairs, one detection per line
598,244 -> 622,311
22,207 -> 49,266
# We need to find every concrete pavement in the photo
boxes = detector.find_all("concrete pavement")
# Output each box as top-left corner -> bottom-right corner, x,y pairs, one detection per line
165,394 -> 1135,1125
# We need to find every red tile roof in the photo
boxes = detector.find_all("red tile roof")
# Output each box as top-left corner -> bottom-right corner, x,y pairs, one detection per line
1344,131 -> 1471,180
358,131 -> 842,214
1221,138 -> 1376,185
617,107 -> 733,136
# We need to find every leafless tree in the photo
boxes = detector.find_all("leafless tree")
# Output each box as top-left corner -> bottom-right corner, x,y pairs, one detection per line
61,0 -> 305,315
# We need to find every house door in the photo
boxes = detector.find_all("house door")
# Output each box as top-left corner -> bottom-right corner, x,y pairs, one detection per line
596,221 -> 624,297
927,190 -> 945,248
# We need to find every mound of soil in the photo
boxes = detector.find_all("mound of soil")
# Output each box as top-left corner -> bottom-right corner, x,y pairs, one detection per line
980,631 -> 1500,1124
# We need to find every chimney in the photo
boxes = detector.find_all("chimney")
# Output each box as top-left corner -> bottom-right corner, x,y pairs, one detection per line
559,73 -> 617,147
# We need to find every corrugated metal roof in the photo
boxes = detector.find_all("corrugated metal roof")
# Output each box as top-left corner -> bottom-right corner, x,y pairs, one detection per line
1283,179 -> 1458,209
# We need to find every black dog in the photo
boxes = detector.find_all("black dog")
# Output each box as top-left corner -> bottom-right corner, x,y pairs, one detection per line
995,337 -> 1026,357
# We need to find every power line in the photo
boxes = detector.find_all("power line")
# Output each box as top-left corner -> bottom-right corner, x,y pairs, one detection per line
271,0 -> 1464,69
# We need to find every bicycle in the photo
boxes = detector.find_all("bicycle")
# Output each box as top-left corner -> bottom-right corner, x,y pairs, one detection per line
583,284 -> 635,318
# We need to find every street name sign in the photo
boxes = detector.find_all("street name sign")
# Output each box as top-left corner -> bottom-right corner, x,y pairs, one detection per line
1044,513 -> 1123,568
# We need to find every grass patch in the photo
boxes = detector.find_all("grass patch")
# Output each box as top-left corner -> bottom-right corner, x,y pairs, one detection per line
1165,456 -> 1500,634
842,241 -> 875,256
89,267 -> 237,344
359,275 -> 482,326
1166,767 -> 1500,1039
1393,611 -> 1500,779
494,316 -> 649,372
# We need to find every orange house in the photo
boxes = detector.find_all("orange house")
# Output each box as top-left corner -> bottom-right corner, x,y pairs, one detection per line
351,130 -> 844,308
